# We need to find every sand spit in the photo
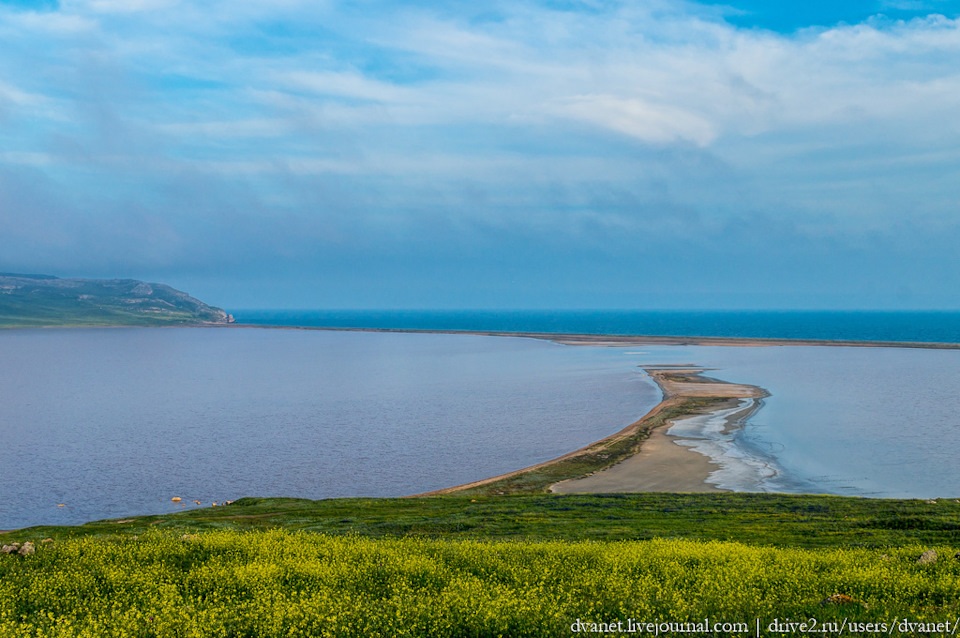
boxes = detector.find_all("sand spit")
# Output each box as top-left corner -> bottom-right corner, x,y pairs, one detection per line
552,369 -> 767,494
418,367 -> 768,496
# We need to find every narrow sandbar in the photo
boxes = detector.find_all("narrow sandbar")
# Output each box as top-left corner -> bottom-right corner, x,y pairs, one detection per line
551,422 -> 726,493
224,324 -> 960,350
417,367 -> 768,497
553,369 -> 767,494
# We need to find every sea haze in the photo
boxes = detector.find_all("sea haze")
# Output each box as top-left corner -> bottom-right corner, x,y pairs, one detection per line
0,327 -> 656,529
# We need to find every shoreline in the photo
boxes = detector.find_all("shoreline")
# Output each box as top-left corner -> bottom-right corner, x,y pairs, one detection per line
414,367 -> 768,497
222,323 -> 960,350
552,396 -> 766,494
7,321 -> 960,349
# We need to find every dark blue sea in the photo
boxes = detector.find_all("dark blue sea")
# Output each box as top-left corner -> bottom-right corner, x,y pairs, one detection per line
233,310 -> 960,344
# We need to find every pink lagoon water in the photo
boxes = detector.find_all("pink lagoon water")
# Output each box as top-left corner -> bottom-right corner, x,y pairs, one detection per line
3,328 -> 959,529
1,327 -> 656,528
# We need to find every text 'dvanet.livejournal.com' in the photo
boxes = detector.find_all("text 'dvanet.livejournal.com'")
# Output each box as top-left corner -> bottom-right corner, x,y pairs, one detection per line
570,616 -> 960,635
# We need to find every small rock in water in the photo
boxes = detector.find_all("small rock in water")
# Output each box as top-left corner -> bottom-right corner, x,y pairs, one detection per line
918,550 -> 938,565
171,497 -> 182,502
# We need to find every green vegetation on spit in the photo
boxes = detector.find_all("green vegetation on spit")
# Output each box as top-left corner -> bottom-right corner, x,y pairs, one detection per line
4,495 -> 959,637
438,396 -> 730,496
0,273 -> 230,327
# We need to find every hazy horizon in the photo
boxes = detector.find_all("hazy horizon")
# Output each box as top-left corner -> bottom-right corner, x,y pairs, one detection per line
3,0 -> 960,311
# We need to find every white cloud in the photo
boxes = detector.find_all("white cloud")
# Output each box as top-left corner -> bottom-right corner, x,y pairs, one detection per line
84,0 -> 180,14
278,71 -> 418,103
0,151 -> 55,167
0,80 -> 46,107
549,94 -> 717,145
4,9 -> 97,33
3,0 -> 960,226
156,119 -> 290,139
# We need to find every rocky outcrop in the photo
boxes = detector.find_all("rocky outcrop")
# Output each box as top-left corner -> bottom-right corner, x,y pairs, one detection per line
1,542 -> 35,556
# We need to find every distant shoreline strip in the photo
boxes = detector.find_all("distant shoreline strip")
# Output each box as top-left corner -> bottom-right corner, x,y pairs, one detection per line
222,323 -> 960,350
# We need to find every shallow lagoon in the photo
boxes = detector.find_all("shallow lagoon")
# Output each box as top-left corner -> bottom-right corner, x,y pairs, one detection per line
1,328 -> 656,528
3,328 -> 959,530
630,345 -> 960,498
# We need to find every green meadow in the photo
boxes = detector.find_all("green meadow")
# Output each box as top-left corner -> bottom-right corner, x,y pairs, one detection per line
3,494 -> 959,637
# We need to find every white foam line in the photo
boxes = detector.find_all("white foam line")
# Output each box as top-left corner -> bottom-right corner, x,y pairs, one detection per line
667,399 -> 782,492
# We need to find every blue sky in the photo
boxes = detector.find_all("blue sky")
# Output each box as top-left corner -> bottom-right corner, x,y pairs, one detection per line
2,0 -> 959,309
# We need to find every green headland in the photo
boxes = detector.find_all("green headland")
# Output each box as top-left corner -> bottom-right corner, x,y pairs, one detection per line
0,273 -> 231,327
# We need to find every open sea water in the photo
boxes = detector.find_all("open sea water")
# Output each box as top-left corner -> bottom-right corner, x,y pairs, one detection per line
234,310 -> 960,343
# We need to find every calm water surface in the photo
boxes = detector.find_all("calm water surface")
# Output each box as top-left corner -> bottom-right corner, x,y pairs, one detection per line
628,345 -> 960,498
4,329 -> 959,529
0,328 -> 656,529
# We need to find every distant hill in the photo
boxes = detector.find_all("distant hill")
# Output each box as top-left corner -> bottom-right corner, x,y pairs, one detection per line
0,274 -> 233,327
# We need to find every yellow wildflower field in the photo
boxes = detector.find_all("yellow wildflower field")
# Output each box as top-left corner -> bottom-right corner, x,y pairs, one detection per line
2,530 -> 958,637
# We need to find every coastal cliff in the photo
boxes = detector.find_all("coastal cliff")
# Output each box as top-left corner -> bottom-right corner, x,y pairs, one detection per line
0,273 -> 232,327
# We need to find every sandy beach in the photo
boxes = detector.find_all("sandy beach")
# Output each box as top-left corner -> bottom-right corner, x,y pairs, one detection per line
552,368 -> 767,494
552,423 -> 727,493
552,394 -> 764,493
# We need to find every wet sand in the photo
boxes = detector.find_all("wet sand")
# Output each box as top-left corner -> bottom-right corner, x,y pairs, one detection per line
552,394 -> 764,493
552,424 -> 726,493
552,369 -> 767,494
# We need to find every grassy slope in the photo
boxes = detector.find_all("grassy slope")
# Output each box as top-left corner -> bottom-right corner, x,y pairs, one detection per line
7,493 -> 960,549
0,274 -> 226,327
5,495 -> 959,635
0,300 -> 207,327
6,495 -> 959,636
